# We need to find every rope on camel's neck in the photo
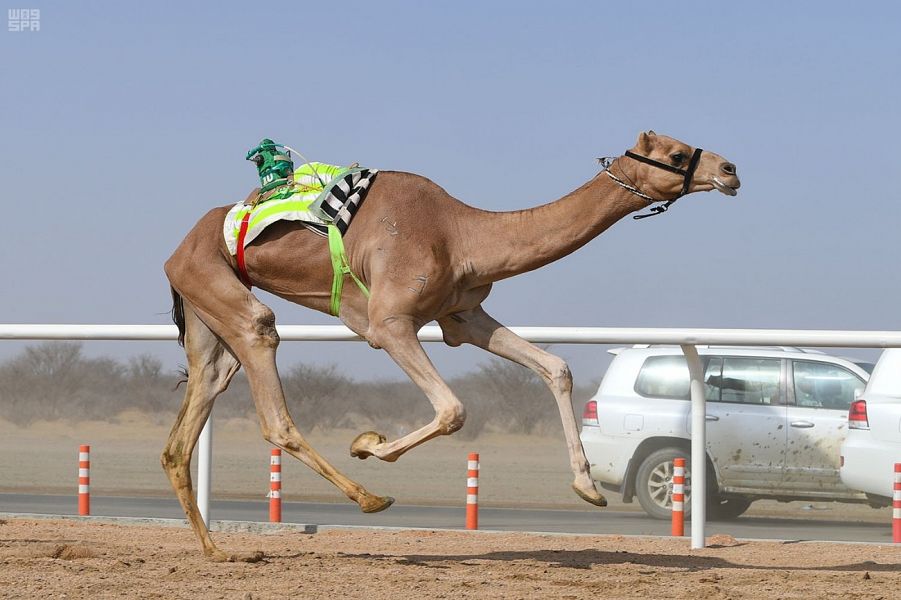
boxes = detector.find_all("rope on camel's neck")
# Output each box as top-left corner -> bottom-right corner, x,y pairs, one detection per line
597,156 -> 677,219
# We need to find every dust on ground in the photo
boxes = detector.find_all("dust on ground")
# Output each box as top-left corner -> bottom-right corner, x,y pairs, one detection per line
0,518 -> 897,599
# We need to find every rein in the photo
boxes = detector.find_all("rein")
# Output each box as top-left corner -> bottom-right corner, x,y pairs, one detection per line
600,147 -> 703,220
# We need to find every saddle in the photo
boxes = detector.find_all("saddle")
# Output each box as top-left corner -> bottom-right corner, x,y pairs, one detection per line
224,140 -> 379,315
223,161 -> 379,254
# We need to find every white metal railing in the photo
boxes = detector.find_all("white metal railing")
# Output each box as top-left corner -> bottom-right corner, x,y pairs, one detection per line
4,323 -> 901,548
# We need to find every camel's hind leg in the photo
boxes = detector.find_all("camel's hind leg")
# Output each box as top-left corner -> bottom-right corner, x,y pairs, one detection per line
438,306 -> 607,507
166,255 -> 393,524
161,303 -> 241,561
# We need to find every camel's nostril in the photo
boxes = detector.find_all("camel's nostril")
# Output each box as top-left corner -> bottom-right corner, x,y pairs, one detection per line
722,163 -> 737,176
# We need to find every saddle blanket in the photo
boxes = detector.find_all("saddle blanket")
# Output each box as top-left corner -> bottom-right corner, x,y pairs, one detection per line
223,162 -> 378,255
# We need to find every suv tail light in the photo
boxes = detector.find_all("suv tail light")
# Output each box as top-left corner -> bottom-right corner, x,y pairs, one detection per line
582,400 -> 599,426
848,399 -> 869,430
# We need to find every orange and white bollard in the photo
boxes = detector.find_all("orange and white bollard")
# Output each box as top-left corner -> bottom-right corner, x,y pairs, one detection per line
269,449 -> 282,523
893,462 -> 900,544
671,457 -> 685,537
78,445 -> 90,516
466,452 -> 479,530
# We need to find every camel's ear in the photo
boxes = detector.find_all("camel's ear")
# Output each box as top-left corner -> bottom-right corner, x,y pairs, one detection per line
637,131 -> 653,152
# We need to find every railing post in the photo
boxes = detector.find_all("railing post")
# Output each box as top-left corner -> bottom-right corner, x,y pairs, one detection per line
197,416 -> 212,528
681,344 -> 707,549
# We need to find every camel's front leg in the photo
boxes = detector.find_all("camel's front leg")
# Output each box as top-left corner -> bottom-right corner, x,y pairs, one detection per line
350,316 -> 465,462
438,306 -> 607,507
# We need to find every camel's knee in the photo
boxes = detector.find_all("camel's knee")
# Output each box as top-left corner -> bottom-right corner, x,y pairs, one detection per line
161,449 -> 190,486
249,304 -> 279,349
160,450 -> 174,472
262,423 -> 303,453
160,442 -> 183,471
544,355 -> 573,394
438,403 -> 466,434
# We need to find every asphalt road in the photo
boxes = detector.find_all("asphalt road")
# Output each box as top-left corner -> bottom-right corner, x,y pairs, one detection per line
0,493 -> 894,544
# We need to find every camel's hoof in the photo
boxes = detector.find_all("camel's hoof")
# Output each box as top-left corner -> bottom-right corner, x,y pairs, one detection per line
572,483 -> 608,507
206,548 -> 231,563
350,431 -> 386,460
360,495 -> 395,514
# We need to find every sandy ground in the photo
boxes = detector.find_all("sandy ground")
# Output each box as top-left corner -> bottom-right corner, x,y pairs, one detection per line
0,414 -> 891,522
0,518 -> 898,599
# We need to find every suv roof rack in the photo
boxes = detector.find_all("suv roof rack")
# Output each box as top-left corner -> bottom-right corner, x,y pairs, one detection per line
608,345 -> 826,355
700,345 -> 825,354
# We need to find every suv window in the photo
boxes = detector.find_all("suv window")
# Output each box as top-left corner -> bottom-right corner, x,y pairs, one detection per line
792,360 -> 865,410
705,357 -> 781,405
634,355 -> 720,401
634,356 -> 691,399
704,357 -> 723,401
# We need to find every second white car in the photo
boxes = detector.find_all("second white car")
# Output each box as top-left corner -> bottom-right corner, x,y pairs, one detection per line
840,348 -> 901,505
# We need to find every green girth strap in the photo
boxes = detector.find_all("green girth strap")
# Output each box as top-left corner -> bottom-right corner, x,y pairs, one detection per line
327,223 -> 370,316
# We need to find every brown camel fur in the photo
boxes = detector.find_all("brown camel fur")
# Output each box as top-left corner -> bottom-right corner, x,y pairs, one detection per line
164,131 -> 740,559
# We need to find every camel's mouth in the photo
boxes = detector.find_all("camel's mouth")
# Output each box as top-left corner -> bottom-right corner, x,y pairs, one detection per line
712,176 -> 738,196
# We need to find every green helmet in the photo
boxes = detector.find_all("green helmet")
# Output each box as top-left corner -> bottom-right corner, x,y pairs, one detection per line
246,138 -> 295,193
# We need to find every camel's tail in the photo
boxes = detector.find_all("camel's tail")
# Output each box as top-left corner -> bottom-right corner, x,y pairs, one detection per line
170,287 -> 186,347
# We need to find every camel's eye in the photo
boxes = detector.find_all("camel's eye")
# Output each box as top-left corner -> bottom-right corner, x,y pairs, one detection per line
671,152 -> 686,164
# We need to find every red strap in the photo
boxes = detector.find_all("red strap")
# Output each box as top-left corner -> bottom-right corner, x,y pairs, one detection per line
236,211 -> 253,288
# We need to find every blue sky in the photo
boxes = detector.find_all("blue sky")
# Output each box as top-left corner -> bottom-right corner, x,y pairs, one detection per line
2,1 -> 899,384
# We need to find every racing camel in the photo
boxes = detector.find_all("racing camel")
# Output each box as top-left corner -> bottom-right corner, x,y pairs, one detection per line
164,131 -> 740,559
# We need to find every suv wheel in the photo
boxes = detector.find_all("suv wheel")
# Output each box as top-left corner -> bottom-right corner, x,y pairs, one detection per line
635,448 -> 693,520
709,496 -> 753,520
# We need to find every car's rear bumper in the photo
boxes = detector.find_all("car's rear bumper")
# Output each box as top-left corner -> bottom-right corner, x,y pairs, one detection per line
840,435 -> 901,498
580,427 -> 639,487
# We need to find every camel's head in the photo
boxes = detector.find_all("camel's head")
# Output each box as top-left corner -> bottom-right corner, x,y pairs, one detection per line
622,131 -> 740,201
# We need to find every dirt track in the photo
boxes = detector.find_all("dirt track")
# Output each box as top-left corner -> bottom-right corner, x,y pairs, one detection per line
0,519 -> 897,599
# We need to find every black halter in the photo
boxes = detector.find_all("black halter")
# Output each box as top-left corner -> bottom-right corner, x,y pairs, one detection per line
620,147 -> 703,219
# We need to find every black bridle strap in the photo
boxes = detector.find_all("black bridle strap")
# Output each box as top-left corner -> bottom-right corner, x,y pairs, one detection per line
624,147 -> 703,197
623,150 -> 686,175
632,199 -> 675,220
680,147 -> 703,196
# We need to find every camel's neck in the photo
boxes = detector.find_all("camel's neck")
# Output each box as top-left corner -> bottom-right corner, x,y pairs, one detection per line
464,171 -> 649,285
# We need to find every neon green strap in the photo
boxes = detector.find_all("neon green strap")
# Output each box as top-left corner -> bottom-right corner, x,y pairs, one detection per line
328,224 -> 370,316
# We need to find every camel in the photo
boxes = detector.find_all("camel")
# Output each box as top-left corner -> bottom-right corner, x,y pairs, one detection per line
164,131 -> 740,559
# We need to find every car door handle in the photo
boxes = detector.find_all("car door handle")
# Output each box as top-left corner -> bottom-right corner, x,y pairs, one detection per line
790,420 -> 815,429
705,415 -> 719,421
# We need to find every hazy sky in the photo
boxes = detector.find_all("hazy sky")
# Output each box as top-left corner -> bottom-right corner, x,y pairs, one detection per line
2,1 -> 899,387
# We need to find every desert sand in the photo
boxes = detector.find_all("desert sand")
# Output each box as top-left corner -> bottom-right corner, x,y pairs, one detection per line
0,518 -> 898,599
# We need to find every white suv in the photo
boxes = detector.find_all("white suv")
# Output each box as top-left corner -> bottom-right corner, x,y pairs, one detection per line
840,348 -> 901,505
580,346 -> 873,519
